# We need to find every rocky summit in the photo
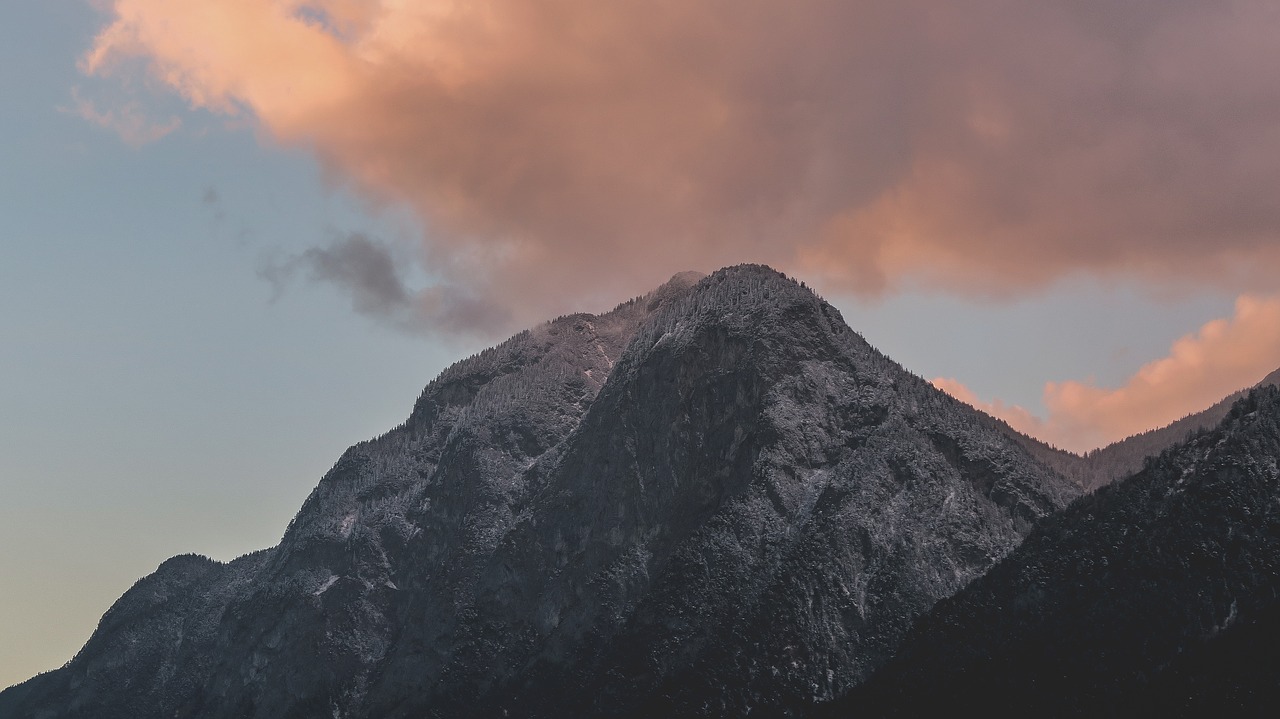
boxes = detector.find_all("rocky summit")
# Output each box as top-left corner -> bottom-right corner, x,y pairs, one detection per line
0,265 -> 1080,718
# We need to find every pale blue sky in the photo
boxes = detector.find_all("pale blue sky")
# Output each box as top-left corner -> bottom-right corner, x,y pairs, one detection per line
0,2 -> 1245,689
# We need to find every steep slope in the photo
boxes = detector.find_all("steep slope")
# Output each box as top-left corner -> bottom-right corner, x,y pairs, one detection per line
366,267 -> 1077,717
1,266 -> 1079,718
0,270 -> 703,719
830,385 -> 1280,716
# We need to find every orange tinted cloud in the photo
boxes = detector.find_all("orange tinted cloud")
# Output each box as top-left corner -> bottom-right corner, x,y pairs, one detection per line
83,1 -> 1280,329
1044,295 -> 1280,451
936,295 -> 1280,452
64,87 -> 179,146
931,377 -> 1046,440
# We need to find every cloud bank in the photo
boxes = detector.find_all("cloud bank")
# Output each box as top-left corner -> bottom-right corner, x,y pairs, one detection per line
82,0 -> 1280,329
936,294 -> 1280,452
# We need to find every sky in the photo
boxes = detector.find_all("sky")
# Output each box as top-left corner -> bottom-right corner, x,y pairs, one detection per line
3,0 -> 1280,690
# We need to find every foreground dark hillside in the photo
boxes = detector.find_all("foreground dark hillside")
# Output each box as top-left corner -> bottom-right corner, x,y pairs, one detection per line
0,266 -> 1077,718
827,386 -> 1280,717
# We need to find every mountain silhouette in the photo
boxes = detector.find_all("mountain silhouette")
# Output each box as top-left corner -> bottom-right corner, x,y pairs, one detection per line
1,266 -> 1079,718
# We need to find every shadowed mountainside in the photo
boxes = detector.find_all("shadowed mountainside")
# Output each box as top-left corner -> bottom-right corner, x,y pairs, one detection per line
1,266 -> 1079,718
826,385 -> 1280,717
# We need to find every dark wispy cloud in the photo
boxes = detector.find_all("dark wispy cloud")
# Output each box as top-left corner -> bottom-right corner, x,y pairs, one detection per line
260,233 -> 509,336
85,1 -> 1280,331
201,186 -> 226,224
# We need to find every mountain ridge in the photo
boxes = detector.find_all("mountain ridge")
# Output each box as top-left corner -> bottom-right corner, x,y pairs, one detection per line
827,383 -> 1280,716
1000,369 -> 1280,491
1,265 -> 1079,718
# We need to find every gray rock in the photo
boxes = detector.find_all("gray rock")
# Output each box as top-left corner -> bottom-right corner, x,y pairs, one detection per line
1,265 -> 1078,718
833,385 -> 1280,716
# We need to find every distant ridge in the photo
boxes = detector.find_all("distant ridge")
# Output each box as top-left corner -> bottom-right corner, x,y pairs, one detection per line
994,368 -> 1280,492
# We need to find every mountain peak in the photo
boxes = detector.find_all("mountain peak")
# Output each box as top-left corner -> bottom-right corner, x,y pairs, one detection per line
663,268 -> 708,288
1,265 -> 1080,718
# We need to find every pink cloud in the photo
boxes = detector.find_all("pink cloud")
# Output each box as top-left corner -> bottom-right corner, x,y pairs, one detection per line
81,1 -> 1280,331
936,294 -> 1280,452
64,87 -> 179,147
931,377 -> 1047,440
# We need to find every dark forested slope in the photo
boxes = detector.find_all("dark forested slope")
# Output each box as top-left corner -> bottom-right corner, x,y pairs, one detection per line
0,266 -> 1078,718
830,386 -> 1280,717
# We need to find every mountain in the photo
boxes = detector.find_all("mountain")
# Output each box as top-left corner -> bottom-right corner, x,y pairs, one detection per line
1081,367 -> 1280,485
827,385 -> 1280,716
1006,369 -> 1280,492
0,265 -> 1079,718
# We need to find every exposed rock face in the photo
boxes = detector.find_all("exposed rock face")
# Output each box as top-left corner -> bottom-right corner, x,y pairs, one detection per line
0,266 -> 1078,718
833,386 -> 1280,717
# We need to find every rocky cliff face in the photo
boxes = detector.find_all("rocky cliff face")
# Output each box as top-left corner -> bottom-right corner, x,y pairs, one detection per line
0,266 -> 1078,718
832,385 -> 1280,716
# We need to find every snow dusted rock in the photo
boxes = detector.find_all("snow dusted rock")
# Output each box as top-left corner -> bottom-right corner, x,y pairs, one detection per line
828,385 -> 1280,717
1,266 -> 1077,718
